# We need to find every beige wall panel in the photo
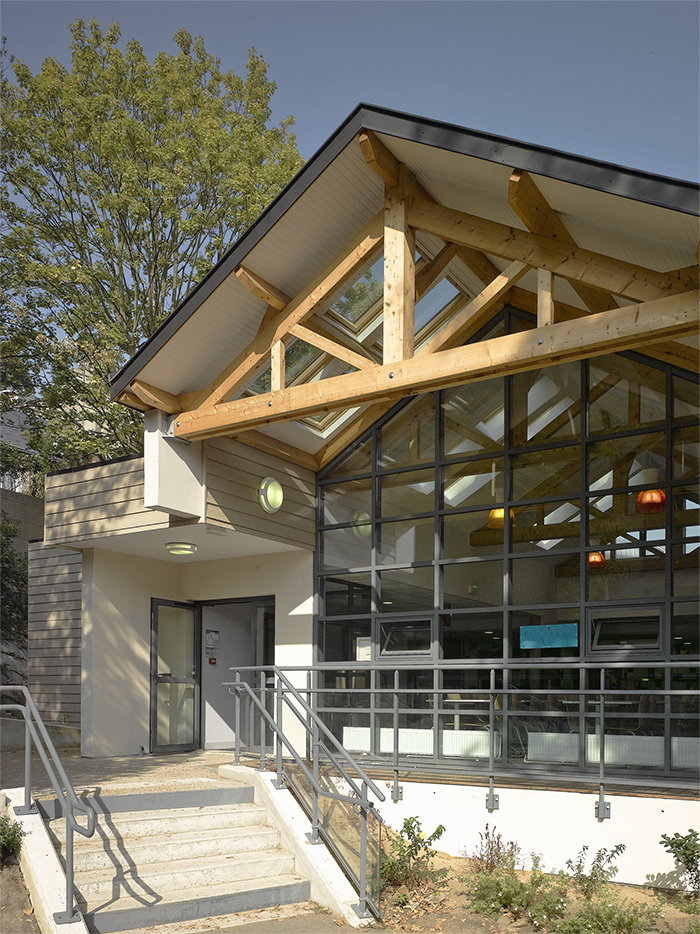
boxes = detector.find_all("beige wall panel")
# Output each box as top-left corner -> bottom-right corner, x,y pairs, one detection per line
81,549 -> 180,758
28,543 -> 82,724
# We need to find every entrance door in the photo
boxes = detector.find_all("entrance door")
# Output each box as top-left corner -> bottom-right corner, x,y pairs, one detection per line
200,599 -> 274,750
150,600 -> 200,753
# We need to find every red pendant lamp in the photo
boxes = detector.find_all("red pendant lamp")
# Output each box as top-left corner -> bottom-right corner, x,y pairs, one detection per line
635,488 -> 666,514
588,551 -> 606,568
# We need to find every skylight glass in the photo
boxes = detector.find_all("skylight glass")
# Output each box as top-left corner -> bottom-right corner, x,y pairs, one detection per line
330,258 -> 383,325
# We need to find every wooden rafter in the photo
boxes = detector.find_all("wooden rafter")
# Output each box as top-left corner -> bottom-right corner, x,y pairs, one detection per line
231,430 -> 319,472
130,380 -> 181,414
178,211 -> 384,412
288,323 -> 374,370
317,401 -> 397,469
415,242 -> 460,300
509,169 -> 618,315
235,265 -> 291,310
408,199 -> 696,302
172,290 -> 698,441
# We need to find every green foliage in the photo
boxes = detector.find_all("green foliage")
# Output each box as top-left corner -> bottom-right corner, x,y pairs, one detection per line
381,816 -> 446,890
0,512 -> 28,640
661,829 -> 700,896
1,21 -> 304,478
467,823 -> 521,873
463,852 -> 569,928
0,814 -> 25,858
332,270 -> 383,324
565,843 -> 626,899
555,892 -> 658,934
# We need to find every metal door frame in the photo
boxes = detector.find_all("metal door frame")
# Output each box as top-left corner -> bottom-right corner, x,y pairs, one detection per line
150,598 -> 201,753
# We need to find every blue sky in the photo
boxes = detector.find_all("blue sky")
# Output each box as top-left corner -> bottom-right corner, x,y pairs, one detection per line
3,1 -> 699,181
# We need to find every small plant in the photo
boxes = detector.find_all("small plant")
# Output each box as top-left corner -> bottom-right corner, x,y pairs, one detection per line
0,814 -> 25,859
381,816 -> 446,890
467,822 -> 521,873
556,892 -> 659,934
565,842 -> 626,899
660,829 -> 700,896
395,892 -> 409,907
463,851 -> 569,926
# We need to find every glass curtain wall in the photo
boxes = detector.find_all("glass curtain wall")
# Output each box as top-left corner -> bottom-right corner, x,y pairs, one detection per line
315,309 -> 699,780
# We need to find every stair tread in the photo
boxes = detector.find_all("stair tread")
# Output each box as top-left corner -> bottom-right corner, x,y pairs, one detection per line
82,871 -> 309,916
56,822 -> 278,853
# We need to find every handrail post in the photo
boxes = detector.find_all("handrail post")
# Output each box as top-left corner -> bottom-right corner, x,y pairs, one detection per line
259,671 -> 267,772
485,669 -> 499,811
596,668 -> 610,820
53,823 -> 79,923
310,719 -> 320,843
234,671 -> 241,765
275,674 -> 284,788
357,781 -> 369,918
15,713 -> 36,815
392,670 -> 401,802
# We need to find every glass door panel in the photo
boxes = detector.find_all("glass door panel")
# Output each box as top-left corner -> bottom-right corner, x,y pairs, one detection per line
151,600 -> 200,752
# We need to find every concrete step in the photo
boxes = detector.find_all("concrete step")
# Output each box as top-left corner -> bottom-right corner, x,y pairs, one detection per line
75,848 -> 297,902
50,802 -> 269,841
80,872 -> 310,934
58,824 -> 282,872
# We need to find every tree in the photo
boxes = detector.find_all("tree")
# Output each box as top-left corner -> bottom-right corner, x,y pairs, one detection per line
0,512 -> 28,641
0,20 -> 304,478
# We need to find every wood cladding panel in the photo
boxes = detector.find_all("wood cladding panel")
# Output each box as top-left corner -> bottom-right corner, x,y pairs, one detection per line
27,543 -> 82,725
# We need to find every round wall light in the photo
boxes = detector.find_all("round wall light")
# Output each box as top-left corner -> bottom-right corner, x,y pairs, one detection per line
165,542 -> 198,556
352,511 -> 371,538
259,477 -> 284,514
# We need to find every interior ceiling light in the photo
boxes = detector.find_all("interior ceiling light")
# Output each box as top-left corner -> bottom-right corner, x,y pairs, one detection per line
487,508 -> 515,530
352,511 -> 371,538
588,551 -> 606,567
165,542 -> 198,556
259,477 -> 284,514
635,489 -> 666,514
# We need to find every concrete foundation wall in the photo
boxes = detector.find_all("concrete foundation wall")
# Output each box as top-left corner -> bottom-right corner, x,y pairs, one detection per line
372,779 -> 697,889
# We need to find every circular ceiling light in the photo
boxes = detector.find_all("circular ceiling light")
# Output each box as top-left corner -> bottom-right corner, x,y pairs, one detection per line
165,542 -> 198,556
259,477 -> 284,513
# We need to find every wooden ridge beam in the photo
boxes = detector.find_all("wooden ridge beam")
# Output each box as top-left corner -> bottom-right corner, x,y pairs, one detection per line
173,290 -> 698,441
179,211 -> 384,411
235,265 -> 291,311
288,323 -> 374,370
130,380 -> 181,414
408,198 -> 695,303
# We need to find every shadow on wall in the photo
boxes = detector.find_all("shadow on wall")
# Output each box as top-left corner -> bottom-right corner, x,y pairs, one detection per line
645,868 -> 690,892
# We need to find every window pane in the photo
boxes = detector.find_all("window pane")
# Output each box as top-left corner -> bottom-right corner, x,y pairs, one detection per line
321,620 -> 372,663
441,611 -> 503,659
443,509 -> 504,559
587,547 -> 665,601
509,608 -> 580,659
673,374 -> 699,421
511,446 -> 580,500
320,527 -> 371,570
671,669 -> 699,710
378,518 -> 434,565
588,432 -> 666,491
589,607 -> 661,649
589,355 -> 666,434
380,468 -> 435,517
588,491 -> 666,546
673,424 -> 699,480
321,477 -> 372,525
511,554 -> 580,605
511,500 -> 581,553
379,395 -> 435,469
415,277 -> 461,333
672,605 -> 699,655
379,619 -> 431,655
511,363 -> 581,446
444,458 -> 503,509
326,436 -> 373,479
443,560 -> 503,609
322,573 -> 372,616
673,544 -> 700,597
442,379 -> 504,457
378,567 -> 434,612
330,257 -> 383,324
673,484 -> 699,539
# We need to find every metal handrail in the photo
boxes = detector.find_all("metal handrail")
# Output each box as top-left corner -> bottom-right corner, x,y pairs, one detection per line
1,686 -> 95,925
223,666 -> 385,919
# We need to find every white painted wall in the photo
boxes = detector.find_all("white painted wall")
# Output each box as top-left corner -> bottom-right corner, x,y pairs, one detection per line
81,549 -> 179,758
370,779 -> 699,888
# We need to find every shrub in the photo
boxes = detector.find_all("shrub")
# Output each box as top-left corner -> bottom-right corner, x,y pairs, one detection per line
660,829 -> 700,896
556,892 -> 658,934
463,852 -> 569,927
0,814 -> 25,858
381,816 -> 446,890
466,823 -> 521,873
565,843 -> 626,899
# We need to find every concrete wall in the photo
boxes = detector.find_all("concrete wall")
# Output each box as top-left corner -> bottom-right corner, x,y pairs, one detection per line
371,779 -> 697,888
81,548 -> 313,758
0,489 -> 44,553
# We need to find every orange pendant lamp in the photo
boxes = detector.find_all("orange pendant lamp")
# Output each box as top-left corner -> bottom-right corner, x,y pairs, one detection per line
588,551 -> 606,568
487,507 -> 515,529
635,488 -> 666,514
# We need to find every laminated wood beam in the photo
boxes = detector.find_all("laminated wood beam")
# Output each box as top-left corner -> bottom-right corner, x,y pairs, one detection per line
384,164 -> 415,363
408,198 -> 696,303
173,290 -> 698,441
130,380 -> 181,414
179,211 -> 384,411
235,266 -> 292,311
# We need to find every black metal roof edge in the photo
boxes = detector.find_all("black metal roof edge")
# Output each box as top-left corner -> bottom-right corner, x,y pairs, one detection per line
47,451 -> 143,478
110,103 -> 700,399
